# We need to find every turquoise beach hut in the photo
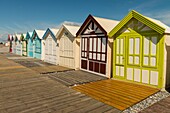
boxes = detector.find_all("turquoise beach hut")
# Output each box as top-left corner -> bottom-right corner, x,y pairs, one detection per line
32,30 -> 45,59
27,32 -> 33,57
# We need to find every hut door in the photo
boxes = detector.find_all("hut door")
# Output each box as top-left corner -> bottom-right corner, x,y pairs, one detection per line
115,37 -> 125,78
81,37 -> 88,69
81,36 -> 107,75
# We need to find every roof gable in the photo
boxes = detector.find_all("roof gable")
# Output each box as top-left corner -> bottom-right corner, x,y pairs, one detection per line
109,10 -> 170,37
26,32 -> 33,40
32,30 -> 45,40
42,28 -> 59,40
16,34 -> 22,41
76,14 -> 119,36
56,24 -> 80,38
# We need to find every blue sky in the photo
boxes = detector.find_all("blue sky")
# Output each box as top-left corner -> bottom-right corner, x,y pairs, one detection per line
0,0 -> 170,42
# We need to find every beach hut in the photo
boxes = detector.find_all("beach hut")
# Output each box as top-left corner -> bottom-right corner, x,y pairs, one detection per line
76,15 -> 119,77
8,34 -> 13,52
56,24 -> 80,69
15,34 -> 22,55
21,33 -> 27,56
108,10 -> 170,89
12,34 -> 17,54
27,32 -> 34,57
32,30 -> 45,59
42,28 -> 59,64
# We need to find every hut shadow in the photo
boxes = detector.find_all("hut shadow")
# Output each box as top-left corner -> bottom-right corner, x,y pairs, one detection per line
165,44 -> 170,92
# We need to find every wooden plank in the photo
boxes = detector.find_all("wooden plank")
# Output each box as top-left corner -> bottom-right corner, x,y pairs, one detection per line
74,86 -> 130,110
73,79 -> 160,110
80,80 -> 159,99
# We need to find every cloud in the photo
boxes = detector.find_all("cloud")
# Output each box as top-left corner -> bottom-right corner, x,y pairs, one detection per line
62,21 -> 82,26
0,21 -> 81,42
142,10 -> 170,26
131,0 -> 170,26
133,0 -> 162,12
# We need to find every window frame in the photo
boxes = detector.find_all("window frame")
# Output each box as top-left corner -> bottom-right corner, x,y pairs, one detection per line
127,36 -> 141,66
142,35 -> 159,68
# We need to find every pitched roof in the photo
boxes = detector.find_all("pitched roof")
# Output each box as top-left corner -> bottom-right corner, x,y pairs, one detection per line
56,24 -> 80,38
50,28 -> 59,35
76,14 -> 119,36
63,24 -> 80,37
93,16 -> 119,32
23,34 -> 26,38
109,10 -> 170,37
26,32 -> 33,39
42,28 -> 59,40
145,16 -> 170,33
16,34 -> 22,41
34,30 -> 46,39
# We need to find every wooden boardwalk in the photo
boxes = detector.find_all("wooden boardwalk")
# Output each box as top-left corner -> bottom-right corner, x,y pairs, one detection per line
73,79 -> 160,111
141,96 -> 170,113
48,70 -> 107,86
0,54 -> 120,113
5,53 -> 73,74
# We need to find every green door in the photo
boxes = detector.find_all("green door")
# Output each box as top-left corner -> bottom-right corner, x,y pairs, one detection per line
114,33 -> 162,87
115,36 -> 126,79
115,35 -> 142,80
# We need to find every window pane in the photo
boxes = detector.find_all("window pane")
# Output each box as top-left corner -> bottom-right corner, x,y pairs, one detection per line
98,38 -> 101,52
84,52 -> 87,57
97,53 -> 100,60
102,54 -> 105,61
120,38 -> 124,54
129,56 -> 133,64
102,38 -> 106,52
144,57 -> 149,65
116,39 -> 119,54
135,56 -> 139,64
120,56 -> 123,64
144,37 -> 149,55
151,57 -> 156,66
89,38 -> 92,51
116,56 -> 119,64
151,37 -> 157,55
84,38 -> 87,51
129,38 -> 133,54
93,38 -> 97,52
93,53 -> 96,60
135,38 -> 140,54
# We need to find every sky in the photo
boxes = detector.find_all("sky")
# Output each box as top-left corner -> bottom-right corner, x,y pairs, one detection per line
0,0 -> 170,42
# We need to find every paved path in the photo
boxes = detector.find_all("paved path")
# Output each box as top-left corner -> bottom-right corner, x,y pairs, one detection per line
48,70 -> 107,86
141,96 -> 170,113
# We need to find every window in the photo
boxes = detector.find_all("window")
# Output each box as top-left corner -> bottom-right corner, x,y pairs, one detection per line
81,37 -> 87,58
116,37 -> 124,65
128,37 -> 140,65
143,36 -> 158,67
88,37 -> 107,62
35,39 -> 41,53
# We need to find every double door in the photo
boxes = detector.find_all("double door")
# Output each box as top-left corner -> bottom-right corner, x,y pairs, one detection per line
115,35 -> 142,77
45,37 -> 57,64
115,34 -> 159,86
81,36 -> 107,75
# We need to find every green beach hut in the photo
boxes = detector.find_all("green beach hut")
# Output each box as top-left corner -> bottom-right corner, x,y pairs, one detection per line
109,10 -> 170,89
